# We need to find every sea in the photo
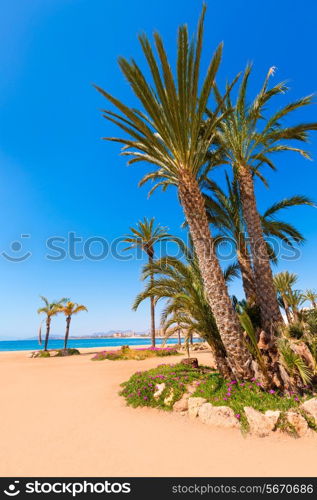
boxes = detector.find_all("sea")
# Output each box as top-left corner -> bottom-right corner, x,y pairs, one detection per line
0,337 -> 191,352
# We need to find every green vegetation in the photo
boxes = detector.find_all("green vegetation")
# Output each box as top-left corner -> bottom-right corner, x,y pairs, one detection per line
55,348 -> 80,357
120,362 -> 316,434
92,345 -> 179,361
120,363 -> 210,409
192,376 -> 302,432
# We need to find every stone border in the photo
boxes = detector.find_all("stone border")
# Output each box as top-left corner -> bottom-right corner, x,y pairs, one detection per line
171,392 -> 317,438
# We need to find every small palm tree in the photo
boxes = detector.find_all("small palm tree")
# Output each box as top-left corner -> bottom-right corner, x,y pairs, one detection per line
304,289 -> 317,309
212,65 -> 317,335
273,271 -> 298,323
124,217 -> 170,347
59,301 -> 88,349
37,296 -> 68,351
96,6 -> 253,378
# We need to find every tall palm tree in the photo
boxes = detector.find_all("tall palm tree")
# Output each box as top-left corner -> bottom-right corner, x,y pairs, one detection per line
95,6 -> 254,378
273,271 -> 298,323
212,65 -> 317,335
59,301 -> 88,349
124,217 -> 170,347
133,242 -> 239,378
37,296 -> 68,351
204,174 -> 312,303
304,289 -> 317,309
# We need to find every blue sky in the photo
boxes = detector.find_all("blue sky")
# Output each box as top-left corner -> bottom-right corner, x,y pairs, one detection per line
0,0 -> 316,338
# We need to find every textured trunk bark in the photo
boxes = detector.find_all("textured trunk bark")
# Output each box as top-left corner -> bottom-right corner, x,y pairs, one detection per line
214,351 -> 234,379
237,165 -> 283,335
292,307 -> 300,323
178,171 -> 254,379
44,317 -> 51,351
148,254 -> 156,348
178,330 -> 181,344
64,316 -> 71,349
237,245 -> 257,303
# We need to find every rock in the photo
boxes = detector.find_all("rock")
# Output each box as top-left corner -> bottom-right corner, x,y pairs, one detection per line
198,403 -> 239,429
286,412 -> 309,437
265,410 -> 280,428
187,381 -> 200,395
244,407 -> 276,437
173,394 -> 189,412
188,397 -> 207,418
164,389 -> 174,406
301,398 -> 317,422
153,383 -> 166,399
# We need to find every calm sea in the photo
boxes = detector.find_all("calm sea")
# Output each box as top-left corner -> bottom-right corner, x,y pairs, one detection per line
0,337 -> 188,352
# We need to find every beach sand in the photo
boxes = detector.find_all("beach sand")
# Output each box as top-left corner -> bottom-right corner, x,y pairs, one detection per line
0,348 -> 316,477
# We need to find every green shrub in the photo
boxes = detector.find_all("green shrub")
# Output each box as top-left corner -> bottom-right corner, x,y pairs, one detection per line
120,363 -> 315,434
92,346 -> 179,361
37,351 -> 51,358
55,348 -> 80,357
193,377 -> 303,432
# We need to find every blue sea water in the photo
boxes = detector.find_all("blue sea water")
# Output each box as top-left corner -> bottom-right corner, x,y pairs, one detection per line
0,337 -> 190,352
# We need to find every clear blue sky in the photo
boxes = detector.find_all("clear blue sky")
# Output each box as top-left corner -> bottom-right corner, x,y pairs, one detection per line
0,0 -> 316,338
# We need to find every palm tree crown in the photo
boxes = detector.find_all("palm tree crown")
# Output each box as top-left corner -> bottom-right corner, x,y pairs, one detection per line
124,217 -> 170,259
59,301 -> 88,317
204,173 -> 313,300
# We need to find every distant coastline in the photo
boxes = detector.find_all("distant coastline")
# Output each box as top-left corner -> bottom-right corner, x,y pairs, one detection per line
0,337 -> 193,352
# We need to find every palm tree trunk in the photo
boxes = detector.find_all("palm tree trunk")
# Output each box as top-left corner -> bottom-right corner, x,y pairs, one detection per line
178,172 -> 254,379
44,317 -> 51,351
237,245 -> 257,303
282,296 -> 292,324
148,255 -> 156,348
64,316 -> 71,349
178,329 -> 181,344
214,351 -> 233,379
237,165 -> 283,334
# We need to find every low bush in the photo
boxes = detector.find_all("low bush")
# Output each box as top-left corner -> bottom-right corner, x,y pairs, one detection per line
120,363 -> 212,409
92,345 -> 179,361
36,351 -> 51,358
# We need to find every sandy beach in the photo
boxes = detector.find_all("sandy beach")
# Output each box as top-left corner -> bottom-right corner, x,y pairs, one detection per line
0,348 -> 316,477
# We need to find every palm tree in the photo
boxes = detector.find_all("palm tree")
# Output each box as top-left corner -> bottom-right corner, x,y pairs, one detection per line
37,296 -> 68,351
124,217 -> 170,347
59,301 -> 88,349
204,173 -> 313,303
133,242 -> 239,378
212,65 -> 317,335
304,289 -> 317,309
284,290 -> 305,323
95,6 -> 253,378
273,271 -> 298,323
